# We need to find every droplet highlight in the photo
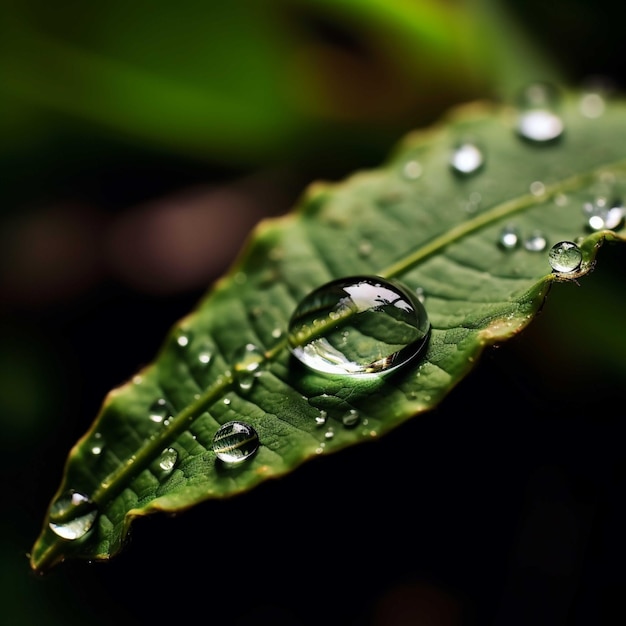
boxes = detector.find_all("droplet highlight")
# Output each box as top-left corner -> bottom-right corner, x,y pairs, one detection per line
287,275 -> 430,377
232,343 -> 266,392
212,421 -> 259,464
548,241 -> 582,273
583,197 -> 625,231
523,230 -> 548,252
48,490 -> 98,540
516,83 -> 564,143
450,141 -> 485,176
158,447 -> 178,473
149,398 -> 173,423
498,224 -> 521,250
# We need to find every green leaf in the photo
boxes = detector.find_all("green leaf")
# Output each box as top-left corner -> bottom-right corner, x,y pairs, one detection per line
30,88 -> 626,572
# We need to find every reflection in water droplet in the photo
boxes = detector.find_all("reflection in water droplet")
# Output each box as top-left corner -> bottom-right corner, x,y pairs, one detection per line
90,432 -> 104,455
233,343 -> 266,392
402,159 -> 423,180
315,410 -> 328,426
287,276 -> 430,377
583,197 -> 625,231
49,490 -> 98,540
516,83 -> 564,143
212,421 -> 259,464
548,241 -> 582,272
198,351 -> 212,365
324,428 -> 334,440
498,225 -> 520,250
450,141 -> 485,176
523,231 -> 548,252
149,398 -> 173,423
159,447 -> 178,472
342,409 -> 360,427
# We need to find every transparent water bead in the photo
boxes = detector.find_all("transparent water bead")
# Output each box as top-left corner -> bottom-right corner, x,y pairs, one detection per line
498,224 -> 521,250
158,447 -> 178,473
548,241 -> 583,273
583,197 -> 625,231
287,275 -> 430,377
212,420 -> 259,464
149,398 -> 173,423
48,489 -> 98,540
449,141 -> 485,176
516,82 -> 564,143
523,230 -> 548,252
233,343 -> 266,392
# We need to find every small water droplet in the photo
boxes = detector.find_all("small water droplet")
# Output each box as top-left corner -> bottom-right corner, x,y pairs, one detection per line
580,92 -> 605,118
529,181 -> 546,196
149,398 -> 173,423
498,224 -> 521,250
554,193 -> 568,206
548,241 -> 582,272
324,428 -> 335,440
233,343 -> 266,392
450,140 -> 485,176
48,490 -> 98,540
223,397 -> 231,405
287,276 -> 430,377
158,447 -> 178,473
516,83 -> 564,143
358,240 -> 373,258
583,197 -> 625,231
402,159 -> 423,180
212,421 -> 259,464
271,328 -> 282,339
342,409 -> 360,427
198,350 -> 212,365
90,432 -> 104,456
315,410 -> 328,426
523,230 -> 548,252
176,334 -> 189,348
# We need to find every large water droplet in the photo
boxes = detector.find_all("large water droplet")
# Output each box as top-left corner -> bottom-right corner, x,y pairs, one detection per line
516,83 -> 564,143
212,421 -> 259,464
48,490 -> 98,540
287,276 -> 430,377
450,141 -> 485,176
548,241 -> 582,272
583,197 -> 625,231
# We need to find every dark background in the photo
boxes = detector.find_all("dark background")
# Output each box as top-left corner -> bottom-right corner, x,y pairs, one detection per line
1,1 -> 626,624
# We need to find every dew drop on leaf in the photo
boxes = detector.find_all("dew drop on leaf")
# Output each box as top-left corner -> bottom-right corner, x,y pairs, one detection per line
583,196 -> 625,231
158,447 -> 178,473
548,241 -> 582,272
232,343 -> 265,392
523,230 -> 548,252
402,159 -> 423,180
48,490 -> 98,540
342,409 -> 360,427
149,398 -> 173,423
498,224 -> 521,250
287,275 -> 430,377
516,82 -> 564,143
212,421 -> 259,464
449,141 -> 485,176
